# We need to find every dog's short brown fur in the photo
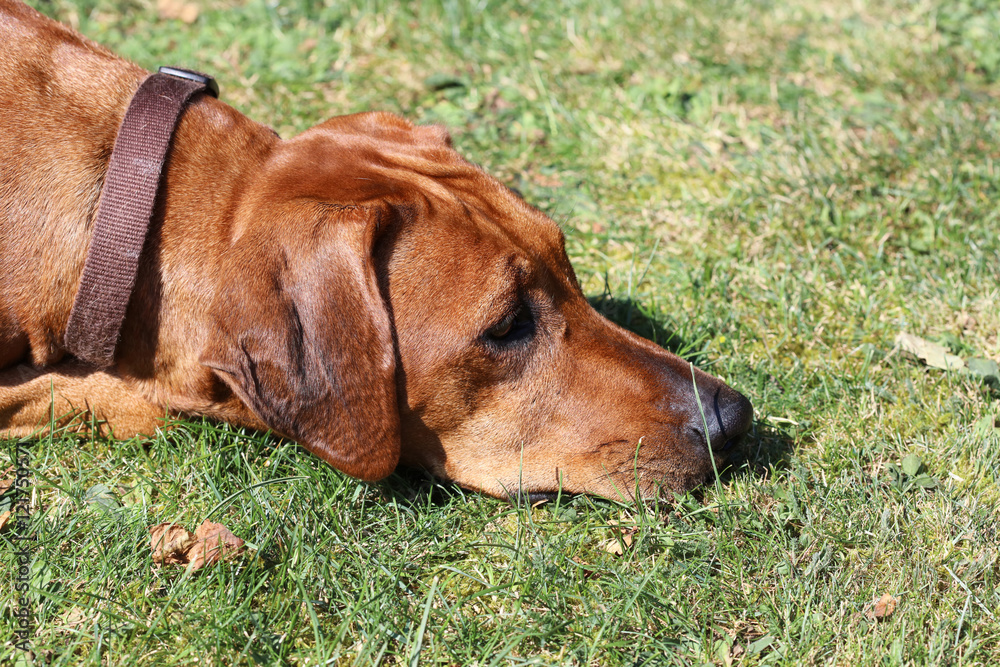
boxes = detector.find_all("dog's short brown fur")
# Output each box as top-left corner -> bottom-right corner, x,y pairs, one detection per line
0,0 -> 752,499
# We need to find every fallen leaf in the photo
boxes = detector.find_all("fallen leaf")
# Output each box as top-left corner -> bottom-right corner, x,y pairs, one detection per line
602,538 -> 625,555
149,520 -> 244,571
178,4 -> 199,23
187,520 -> 245,569
0,511 -> 10,533
866,593 -> 898,621
571,555 -> 596,579
895,332 -> 965,371
530,171 -> 564,188
157,0 -> 199,23
602,523 -> 637,556
149,523 -> 195,565
484,88 -> 514,112
0,465 -> 13,495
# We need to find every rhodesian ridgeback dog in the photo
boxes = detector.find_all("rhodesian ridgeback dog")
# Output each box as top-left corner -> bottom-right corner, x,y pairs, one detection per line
0,0 -> 752,500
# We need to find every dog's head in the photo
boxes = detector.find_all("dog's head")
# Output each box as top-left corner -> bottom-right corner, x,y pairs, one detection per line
202,111 -> 752,500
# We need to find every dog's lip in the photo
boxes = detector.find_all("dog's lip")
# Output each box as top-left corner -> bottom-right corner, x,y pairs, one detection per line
690,427 -> 742,453
498,490 -> 561,505
519,491 -> 559,505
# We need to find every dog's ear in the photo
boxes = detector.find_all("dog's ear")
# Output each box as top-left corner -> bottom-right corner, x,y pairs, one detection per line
200,202 -> 399,481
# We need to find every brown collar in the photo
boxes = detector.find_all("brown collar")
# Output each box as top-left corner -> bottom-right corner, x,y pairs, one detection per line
64,67 -> 218,368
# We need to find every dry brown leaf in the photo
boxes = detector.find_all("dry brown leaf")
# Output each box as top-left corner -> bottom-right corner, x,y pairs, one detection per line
178,4 -> 199,23
157,0 -> 199,23
1,465 -> 13,495
602,524 -> 637,556
149,520 -> 245,571
571,555 -> 596,579
895,332 -> 965,371
602,538 -> 625,556
187,520 -> 245,569
0,511 -> 11,533
530,171 -> 564,188
149,523 -> 195,565
483,88 -> 514,112
866,593 -> 898,621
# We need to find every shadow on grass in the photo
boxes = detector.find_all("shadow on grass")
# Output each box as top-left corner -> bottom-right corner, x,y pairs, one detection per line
379,466 -> 473,508
381,415 -> 798,510
587,293 -> 710,365
719,422 -> 797,487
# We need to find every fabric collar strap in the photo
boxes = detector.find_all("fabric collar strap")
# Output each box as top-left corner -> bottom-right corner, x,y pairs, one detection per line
64,67 -> 219,368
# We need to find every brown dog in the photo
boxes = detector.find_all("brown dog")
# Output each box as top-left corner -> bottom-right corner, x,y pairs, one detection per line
0,0 -> 752,500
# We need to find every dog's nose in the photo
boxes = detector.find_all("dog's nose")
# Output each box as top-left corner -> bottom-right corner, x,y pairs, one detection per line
698,384 -> 753,452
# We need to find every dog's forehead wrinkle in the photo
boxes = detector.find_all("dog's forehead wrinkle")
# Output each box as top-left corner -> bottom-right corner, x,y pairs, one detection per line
295,121 -> 566,273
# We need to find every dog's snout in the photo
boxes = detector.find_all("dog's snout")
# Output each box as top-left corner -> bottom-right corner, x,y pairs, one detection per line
695,384 -> 753,452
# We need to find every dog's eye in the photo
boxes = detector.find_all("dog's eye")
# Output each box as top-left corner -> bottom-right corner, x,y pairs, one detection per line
488,314 -> 516,339
487,306 -> 532,341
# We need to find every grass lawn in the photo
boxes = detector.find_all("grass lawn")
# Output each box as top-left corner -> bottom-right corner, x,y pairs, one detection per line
3,0 -> 999,664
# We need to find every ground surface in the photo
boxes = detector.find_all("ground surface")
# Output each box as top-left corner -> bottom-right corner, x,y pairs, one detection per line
2,0 -> 999,664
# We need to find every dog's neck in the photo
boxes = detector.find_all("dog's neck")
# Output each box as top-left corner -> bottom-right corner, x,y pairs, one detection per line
0,23 -> 277,374
112,96 -> 279,373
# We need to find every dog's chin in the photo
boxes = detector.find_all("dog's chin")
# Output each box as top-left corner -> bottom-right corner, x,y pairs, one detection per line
497,470 -> 721,504
438,432 -> 748,503
610,445 -> 745,500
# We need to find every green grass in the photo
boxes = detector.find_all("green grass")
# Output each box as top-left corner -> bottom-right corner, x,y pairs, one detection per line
3,0 -> 1000,664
